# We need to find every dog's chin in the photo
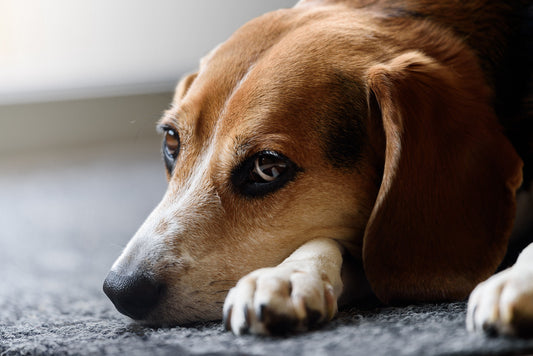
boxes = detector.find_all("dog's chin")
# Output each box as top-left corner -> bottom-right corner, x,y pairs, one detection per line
135,316 -> 220,329
131,302 -> 222,328
135,316 -> 222,329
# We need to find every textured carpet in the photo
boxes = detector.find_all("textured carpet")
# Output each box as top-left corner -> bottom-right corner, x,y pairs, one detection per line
1,141 -> 533,356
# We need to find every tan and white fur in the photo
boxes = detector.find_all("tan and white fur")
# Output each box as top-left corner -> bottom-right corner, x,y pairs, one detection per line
104,0 -> 533,337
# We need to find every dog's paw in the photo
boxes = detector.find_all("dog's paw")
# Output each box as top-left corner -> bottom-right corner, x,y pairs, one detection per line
467,267 -> 533,337
223,265 -> 338,335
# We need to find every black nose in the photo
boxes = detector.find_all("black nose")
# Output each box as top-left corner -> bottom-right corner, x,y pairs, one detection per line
103,270 -> 166,320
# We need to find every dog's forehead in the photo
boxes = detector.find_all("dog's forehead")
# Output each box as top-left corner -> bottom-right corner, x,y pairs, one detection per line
167,7 -> 373,165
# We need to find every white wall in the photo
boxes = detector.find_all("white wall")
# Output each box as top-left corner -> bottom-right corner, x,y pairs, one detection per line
0,0 -> 295,104
0,0 -> 296,155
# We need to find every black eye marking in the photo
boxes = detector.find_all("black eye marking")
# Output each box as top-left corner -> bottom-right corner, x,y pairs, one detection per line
322,72 -> 367,170
231,150 -> 300,198
157,124 -> 180,173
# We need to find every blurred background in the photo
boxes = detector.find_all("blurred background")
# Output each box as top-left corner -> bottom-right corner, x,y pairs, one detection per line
0,0 -> 294,153
0,0 -> 294,299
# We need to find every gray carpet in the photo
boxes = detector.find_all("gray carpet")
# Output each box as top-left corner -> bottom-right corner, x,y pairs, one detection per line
2,140 -> 533,356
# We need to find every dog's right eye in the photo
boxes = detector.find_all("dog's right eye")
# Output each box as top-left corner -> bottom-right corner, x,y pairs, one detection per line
232,151 -> 299,198
159,125 -> 180,173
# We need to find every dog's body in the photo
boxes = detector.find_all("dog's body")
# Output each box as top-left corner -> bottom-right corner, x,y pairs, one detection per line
104,0 -> 533,336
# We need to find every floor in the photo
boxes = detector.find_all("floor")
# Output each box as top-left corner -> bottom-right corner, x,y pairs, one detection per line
1,140 -> 533,356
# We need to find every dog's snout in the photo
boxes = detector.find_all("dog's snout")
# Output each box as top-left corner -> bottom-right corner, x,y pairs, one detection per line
103,270 -> 166,320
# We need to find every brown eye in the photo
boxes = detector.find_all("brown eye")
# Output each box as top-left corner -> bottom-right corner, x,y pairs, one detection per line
164,129 -> 179,158
252,155 -> 288,182
231,150 -> 299,197
158,125 -> 180,173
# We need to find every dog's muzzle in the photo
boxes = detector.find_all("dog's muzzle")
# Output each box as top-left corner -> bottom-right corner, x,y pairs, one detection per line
103,270 -> 166,320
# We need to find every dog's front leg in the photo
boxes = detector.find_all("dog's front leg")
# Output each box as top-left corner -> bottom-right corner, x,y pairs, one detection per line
223,238 -> 344,335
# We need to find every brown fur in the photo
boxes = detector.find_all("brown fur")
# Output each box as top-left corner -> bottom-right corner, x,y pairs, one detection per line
105,0 -> 530,328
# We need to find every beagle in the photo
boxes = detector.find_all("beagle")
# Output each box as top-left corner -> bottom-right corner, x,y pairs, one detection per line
103,0 -> 533,336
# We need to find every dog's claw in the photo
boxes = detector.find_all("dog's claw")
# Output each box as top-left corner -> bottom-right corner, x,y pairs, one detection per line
223,306 -> 232,331
257,303 -> 266,322
242,306 -> 250,333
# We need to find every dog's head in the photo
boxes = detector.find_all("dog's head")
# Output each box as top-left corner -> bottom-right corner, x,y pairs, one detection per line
103,2 -> 522,325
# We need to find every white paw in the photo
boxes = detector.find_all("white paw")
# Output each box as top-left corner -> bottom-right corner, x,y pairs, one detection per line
467,267 -> 533,337
223,265 -> 338,335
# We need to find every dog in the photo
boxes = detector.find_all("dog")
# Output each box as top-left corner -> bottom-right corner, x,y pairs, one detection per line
103,0 -> 533,336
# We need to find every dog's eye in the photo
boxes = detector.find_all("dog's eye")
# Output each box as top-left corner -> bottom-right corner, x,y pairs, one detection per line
253,155 -> 287,182
159,125 -> 180,173
164,129 -> 179,157
232,151 -> 298,197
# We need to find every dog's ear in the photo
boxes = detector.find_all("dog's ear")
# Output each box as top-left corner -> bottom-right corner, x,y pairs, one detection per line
172,72 -> 198,104
363,51 -> 523,303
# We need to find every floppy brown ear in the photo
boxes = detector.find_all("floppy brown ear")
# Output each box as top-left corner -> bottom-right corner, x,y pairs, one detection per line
363,51 -> 523,303
172,72 -> 198,104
